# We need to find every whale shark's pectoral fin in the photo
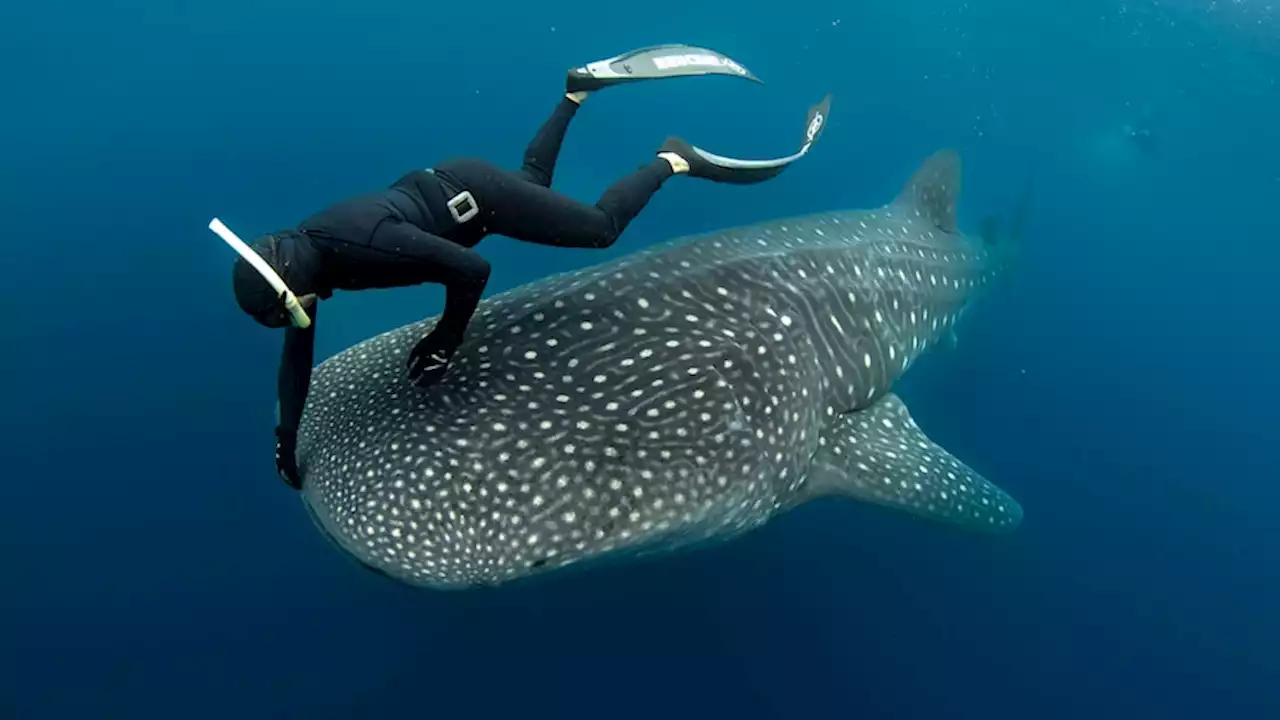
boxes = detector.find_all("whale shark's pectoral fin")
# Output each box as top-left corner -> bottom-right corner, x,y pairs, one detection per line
803,393 -> 1022,533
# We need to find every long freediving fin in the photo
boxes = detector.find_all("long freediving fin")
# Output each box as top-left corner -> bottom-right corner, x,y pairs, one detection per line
802,393 -> 1023,534
567,44 -> 762,92
666,94 -> 832,185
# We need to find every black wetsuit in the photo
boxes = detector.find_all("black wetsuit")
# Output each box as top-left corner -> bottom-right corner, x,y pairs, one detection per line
274,97 -> 674,487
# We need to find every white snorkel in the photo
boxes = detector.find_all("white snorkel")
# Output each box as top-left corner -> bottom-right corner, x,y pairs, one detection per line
209,217 -> 312,329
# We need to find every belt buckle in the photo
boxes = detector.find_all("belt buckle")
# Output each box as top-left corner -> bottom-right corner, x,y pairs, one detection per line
447,190 -> 479,223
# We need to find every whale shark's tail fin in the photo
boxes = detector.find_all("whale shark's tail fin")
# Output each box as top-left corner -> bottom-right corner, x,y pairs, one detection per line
801,393 -> 1023,534
979,216 -> 1001,246
1009,173 -> 1034,244
978,171 -> 1034,281
981,172 -> 1035,244
893,149 -> 961,233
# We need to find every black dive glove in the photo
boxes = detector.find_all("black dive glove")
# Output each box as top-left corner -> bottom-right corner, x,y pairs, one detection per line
407,330 -> 460,388
274,426 -> 302,490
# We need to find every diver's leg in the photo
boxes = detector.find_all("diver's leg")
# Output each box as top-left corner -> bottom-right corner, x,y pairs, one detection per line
519,94 -> 587,187
443,157 -> 679,249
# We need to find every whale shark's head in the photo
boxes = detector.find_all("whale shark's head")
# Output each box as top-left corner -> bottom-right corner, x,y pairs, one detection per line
299,290 -> 780,589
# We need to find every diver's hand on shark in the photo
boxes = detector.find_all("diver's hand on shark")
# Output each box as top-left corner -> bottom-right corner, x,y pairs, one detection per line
407,331 -> 459,387
274,426 -> 302,490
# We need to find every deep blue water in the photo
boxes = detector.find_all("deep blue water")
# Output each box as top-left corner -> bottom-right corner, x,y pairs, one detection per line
3,1 -> 1278,717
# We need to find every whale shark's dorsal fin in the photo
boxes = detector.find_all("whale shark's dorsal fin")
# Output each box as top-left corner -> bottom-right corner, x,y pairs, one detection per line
893,149 -> 961,233
801,393 -> 1022,534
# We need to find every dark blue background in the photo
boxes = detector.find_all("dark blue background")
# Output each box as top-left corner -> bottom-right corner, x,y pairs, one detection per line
3,0 -> 1277,717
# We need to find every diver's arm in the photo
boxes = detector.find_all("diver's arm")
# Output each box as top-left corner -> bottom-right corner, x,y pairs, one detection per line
274,322 -> 315,488
277,311 -> 317,440
370,222 -> 492,344
366,222 -> 491,386
273,306 -> 317,489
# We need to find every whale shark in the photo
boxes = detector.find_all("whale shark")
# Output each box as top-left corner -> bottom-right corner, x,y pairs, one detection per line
295,149 -> 1024,589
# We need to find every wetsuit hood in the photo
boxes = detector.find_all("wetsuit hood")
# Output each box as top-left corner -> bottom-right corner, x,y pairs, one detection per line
233,231 -> 314,328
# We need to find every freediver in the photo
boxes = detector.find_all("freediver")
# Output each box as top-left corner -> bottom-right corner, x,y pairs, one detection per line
213,45 -> 830,489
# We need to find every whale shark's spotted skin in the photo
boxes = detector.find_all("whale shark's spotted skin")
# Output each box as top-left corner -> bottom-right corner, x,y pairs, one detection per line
296,150 -> 1023,589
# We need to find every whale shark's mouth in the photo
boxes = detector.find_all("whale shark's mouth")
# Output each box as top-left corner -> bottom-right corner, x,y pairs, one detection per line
300,495 -> 397,582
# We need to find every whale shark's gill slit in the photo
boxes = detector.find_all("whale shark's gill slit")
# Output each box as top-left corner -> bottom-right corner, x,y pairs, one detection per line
302,496 -> 399,583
